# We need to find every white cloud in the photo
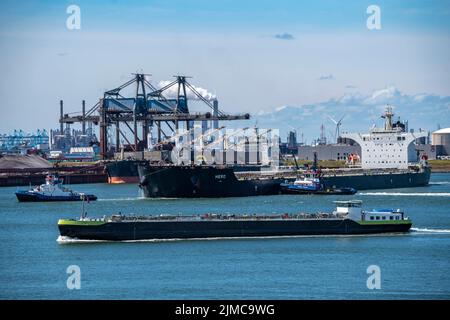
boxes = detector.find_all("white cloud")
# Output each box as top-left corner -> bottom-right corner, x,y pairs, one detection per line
318,74 -> 335,81
157,80 -> 216,101
274,33 -> 295,40
365,85 -> 400,103
252,86 -> 450,142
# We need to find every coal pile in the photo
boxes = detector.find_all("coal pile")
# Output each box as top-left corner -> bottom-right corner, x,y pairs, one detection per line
0,155 -> 52,169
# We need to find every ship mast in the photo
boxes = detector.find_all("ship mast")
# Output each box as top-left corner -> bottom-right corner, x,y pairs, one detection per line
383,105 -> 394,131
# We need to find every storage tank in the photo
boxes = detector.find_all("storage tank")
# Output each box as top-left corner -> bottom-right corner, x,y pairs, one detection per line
432,128 -> 450,156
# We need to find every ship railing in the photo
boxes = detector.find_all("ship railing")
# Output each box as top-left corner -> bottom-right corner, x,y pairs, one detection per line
321,167 -> 414,177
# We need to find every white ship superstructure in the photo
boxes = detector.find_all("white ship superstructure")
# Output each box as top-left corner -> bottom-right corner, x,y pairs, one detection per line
341,106 -> 427,169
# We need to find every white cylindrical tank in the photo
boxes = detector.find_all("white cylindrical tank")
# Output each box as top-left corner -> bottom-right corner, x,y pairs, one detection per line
432,128 -> 450,145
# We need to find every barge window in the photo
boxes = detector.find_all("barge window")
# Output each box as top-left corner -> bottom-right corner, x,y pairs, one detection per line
390,216 -> 393,220
382,216 -> 386,220
370,216 -> 374,220
376,216 -> 380,220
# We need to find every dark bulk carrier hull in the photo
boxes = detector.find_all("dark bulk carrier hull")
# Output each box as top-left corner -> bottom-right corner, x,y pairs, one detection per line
320,166 -> 431,190
138,164 -> 431,198
138,165 -> 283,198
105,160 -> 144,184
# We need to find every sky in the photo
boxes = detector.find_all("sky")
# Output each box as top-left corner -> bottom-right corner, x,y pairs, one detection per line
0,0 -> 449,142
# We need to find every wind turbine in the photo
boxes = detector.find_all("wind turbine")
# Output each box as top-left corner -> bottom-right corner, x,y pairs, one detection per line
327,115 -> 345,144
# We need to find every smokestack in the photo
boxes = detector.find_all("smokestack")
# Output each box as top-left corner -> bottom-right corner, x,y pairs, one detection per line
82,100 -> 86,135
213,99 -> 219,130
60,100 -> 64,134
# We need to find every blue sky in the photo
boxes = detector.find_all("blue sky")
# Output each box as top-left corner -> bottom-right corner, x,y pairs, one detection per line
2,0 -> 450,33
0,0 -> 449,140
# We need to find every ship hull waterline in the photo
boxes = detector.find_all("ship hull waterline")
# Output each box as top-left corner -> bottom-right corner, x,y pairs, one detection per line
321,167 -> 431,190
15,192 -> 97,202
280,185 -> 357,195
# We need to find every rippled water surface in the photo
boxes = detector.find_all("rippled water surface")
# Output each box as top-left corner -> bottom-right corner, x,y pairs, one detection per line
0,173 -> 449,299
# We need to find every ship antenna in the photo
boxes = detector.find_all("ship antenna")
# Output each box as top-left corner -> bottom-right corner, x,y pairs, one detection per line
312,151 -> 318,171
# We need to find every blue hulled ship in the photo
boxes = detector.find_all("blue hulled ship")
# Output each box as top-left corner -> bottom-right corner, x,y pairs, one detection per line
15,175 -> 97,202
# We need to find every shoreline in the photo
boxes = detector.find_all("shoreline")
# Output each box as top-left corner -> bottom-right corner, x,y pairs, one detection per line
431,169 -> 450,173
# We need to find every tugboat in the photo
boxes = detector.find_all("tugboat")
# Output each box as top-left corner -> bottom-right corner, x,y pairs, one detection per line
57,200 -> 411,242
280,169 -> 357,195
15,175 -> 97,202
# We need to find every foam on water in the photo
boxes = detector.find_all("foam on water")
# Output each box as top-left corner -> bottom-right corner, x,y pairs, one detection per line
359,192 -> 450,197
97,197 -> 145,202
56,232 -> 410,244
411,228 -> 450,234
98,197 -> 180,201
57,236 -> 110,244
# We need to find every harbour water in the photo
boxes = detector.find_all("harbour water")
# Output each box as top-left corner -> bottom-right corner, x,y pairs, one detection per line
1,173 -> 449,299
